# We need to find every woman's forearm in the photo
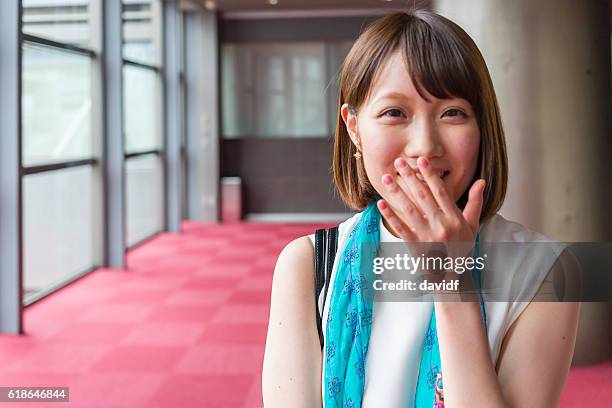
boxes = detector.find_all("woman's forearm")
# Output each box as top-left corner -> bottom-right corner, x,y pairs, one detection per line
433,301 -> 509,408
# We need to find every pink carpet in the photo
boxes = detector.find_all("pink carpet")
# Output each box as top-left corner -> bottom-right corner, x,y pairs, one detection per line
0,221 -> 608,407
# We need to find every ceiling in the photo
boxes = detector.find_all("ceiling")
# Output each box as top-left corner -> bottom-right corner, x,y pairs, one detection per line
179,0 -> 430,14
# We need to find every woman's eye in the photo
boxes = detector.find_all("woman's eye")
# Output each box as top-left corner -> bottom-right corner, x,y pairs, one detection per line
442,108 -> 467,118
381,109 -> 404,118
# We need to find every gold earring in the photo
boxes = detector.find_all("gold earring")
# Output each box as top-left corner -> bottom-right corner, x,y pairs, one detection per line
353,138 -> 362,159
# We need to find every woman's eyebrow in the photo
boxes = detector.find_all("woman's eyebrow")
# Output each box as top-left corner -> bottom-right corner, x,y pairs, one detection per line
372,92 -> 471,110
440,98 -> 473,110
373,91 -> 412,103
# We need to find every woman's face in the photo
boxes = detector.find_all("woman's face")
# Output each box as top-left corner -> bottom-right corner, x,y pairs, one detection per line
342,51 -> 480,206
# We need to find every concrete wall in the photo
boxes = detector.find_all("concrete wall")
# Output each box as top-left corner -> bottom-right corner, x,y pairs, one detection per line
435,0 -> 612,365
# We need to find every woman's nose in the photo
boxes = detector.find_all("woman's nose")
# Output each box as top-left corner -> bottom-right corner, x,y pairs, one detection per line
404,119 -> 444,160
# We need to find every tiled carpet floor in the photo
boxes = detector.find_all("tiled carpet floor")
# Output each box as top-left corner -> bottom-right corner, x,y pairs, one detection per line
0,221 -> 609,407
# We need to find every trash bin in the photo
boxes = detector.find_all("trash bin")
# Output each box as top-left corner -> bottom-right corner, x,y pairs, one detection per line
221,177 -> 242,222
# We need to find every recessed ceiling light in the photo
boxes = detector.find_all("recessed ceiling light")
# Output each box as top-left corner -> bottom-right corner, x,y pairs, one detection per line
268,0 -> 278,5
204,0 -> 216,10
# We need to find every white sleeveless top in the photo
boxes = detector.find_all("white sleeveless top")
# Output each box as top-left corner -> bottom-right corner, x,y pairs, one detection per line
308,212 -> 561,407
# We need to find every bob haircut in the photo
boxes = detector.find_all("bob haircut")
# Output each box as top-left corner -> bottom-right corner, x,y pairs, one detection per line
333,10 -> 508,223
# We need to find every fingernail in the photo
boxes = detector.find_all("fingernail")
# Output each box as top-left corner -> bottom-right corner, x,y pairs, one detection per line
418,157 -> 429,168
395,158 -> 407,168
379,200 -> 388,210
382,175 -> 394,185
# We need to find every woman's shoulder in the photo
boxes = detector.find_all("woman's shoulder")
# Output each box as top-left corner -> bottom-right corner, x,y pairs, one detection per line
480,213 -> 564,285
274,236 -> 314,276
274,212 -> 363,285
480,214 -> 566,280
306,211 -> 363,246
481,213 -> 556,243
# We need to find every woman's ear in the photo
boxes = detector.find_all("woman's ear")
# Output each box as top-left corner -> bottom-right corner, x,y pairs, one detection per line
340,103 -> 360,147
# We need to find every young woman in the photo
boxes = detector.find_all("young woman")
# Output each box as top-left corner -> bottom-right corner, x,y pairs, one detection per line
262,10 -> 579,408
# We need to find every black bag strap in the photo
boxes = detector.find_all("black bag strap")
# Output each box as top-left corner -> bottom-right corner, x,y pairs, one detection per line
314,229 -> 325,345
314,226 -> 339,349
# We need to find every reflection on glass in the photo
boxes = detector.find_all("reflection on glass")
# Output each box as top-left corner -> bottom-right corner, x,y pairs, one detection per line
122,0 -> 161,65
23,0 -> 93,49
221,42 -> 354,139
123,65 -> 161,153
126,154 -> 164,246
22,42 -> 93,167
23,166 -> 99,298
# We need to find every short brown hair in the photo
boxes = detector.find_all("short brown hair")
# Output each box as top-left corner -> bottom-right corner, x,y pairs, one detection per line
332,10 -> 508,223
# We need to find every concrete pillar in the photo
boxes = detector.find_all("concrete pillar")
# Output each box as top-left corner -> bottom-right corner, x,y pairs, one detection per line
184,10 -> 220,222
102,0 -> 126,268
434,0 -> 612,365
0,0 -> 23,334
163,0 -> 183,232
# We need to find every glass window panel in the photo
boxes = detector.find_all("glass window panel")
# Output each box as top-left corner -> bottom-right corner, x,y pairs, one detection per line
126,154 -> 164,246
221,45 -> 248,138
23,0 -> 94,49
123,65 -> 161,153
326,41 -> 354,133
22,42 -> 93,167
122,0 -> 162,65
222,42 -> 347,139
23,165 -> 99,298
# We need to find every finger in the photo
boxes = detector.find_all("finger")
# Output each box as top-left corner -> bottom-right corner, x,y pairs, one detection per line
381,174 -> 427,232
389,162 -> 424,217
394,158 -> 440,221
377,199 -> 418,241
416,156 -> 460,216
462,179 -> 486,233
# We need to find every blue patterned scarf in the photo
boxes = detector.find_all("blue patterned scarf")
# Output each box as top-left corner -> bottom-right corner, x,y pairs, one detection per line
323,200 -> 486,408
